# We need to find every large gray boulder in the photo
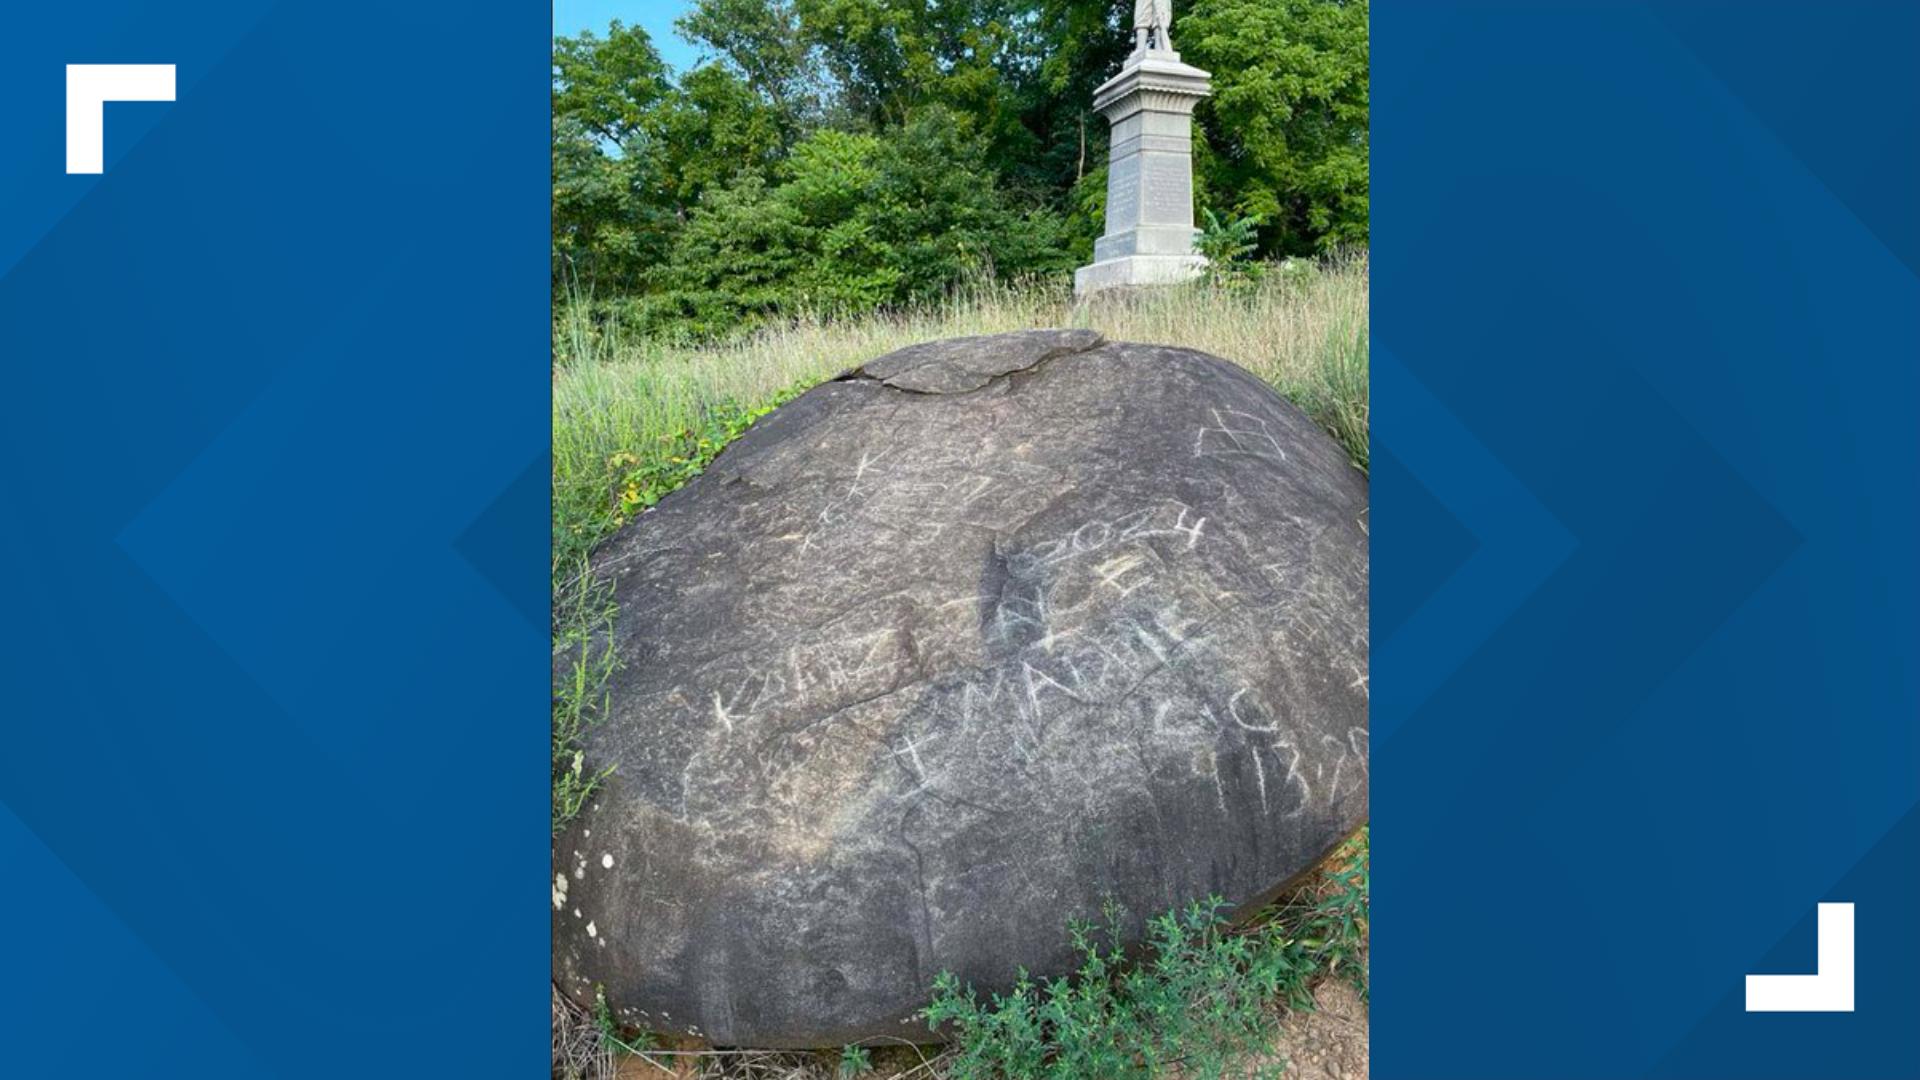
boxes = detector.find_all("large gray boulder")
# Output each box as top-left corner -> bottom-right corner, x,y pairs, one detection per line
554,330 -> 1368,1047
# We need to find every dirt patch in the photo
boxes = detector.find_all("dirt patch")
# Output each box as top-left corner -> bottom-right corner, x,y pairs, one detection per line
1263,975 -> 1369,1080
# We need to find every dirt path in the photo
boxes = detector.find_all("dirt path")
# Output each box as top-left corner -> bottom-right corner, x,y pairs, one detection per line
1260,976 -> 1369,1079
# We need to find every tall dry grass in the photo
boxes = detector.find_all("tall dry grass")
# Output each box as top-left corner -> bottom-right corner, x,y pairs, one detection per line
554,257 -> 1369,583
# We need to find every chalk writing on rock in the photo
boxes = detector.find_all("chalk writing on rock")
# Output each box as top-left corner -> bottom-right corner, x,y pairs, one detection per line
557,333 -> 1367,1049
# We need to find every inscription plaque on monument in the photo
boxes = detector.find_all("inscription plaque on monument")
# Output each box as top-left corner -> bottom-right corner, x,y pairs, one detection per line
1108,168 -> 1141,226
1074,1 -> 1213,294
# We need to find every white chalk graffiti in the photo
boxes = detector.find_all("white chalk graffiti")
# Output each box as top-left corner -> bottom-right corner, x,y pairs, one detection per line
686,627 -> 913,737
656,470 -> 1370,834
1195,408 -> 1287,462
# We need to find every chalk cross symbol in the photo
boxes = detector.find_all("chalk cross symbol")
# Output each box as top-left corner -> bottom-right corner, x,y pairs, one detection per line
892,732 -> 938,791
66,64 -> 175,174
1744,902 -> 1854,1012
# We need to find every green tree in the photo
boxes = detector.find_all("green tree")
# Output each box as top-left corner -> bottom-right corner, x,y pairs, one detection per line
552,24 -> 676,292
552,114 -> 657,292
655,106 -> 1071,336
552,21 -> 673,144
1182,0 -> 1370,254
793,0 -> 1033,140
862,107 -> 1072,294
648,174 -> 811,335
1029,0 -> 1132,188
678,0 -> 819,127
648,64 -> 792,213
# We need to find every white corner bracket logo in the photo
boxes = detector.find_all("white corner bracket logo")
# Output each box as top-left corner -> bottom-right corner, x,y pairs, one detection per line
1745,902 -> 1854,1012
66,64 -> 175,174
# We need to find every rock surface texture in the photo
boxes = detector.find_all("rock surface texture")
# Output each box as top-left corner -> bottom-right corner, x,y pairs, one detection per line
554,330 -> 1369,1047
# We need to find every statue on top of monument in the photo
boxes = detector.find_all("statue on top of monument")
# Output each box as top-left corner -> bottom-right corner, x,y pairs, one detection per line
1133,0 -> 1174,54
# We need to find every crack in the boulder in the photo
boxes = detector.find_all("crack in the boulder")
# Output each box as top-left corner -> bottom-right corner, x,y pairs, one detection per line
896,803 -> 937,987
849,331 -> 1106,395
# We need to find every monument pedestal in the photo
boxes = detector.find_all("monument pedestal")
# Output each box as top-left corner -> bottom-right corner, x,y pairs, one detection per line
1074,50 -> 1213,296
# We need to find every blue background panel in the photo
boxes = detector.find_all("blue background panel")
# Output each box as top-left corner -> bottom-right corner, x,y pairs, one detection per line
0,2 -> 549,1076
1375,2 -> 1919,1077
6,1 -> 1919,1077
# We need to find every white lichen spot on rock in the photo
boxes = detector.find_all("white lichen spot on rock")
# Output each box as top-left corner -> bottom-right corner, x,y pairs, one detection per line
586,921 -> 597,938
552,873 -> 569,910
601,853 -> 614,869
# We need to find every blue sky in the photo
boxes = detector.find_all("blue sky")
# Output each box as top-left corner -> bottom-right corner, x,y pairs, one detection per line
554,0 -> 702,73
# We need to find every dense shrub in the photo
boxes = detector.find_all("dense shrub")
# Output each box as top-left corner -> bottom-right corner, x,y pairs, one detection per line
924,831 -> 1369,1080
646,110 -> 1073,337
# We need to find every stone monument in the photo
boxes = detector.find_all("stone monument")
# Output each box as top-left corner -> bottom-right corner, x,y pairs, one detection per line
1073,0 -> 1213,295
